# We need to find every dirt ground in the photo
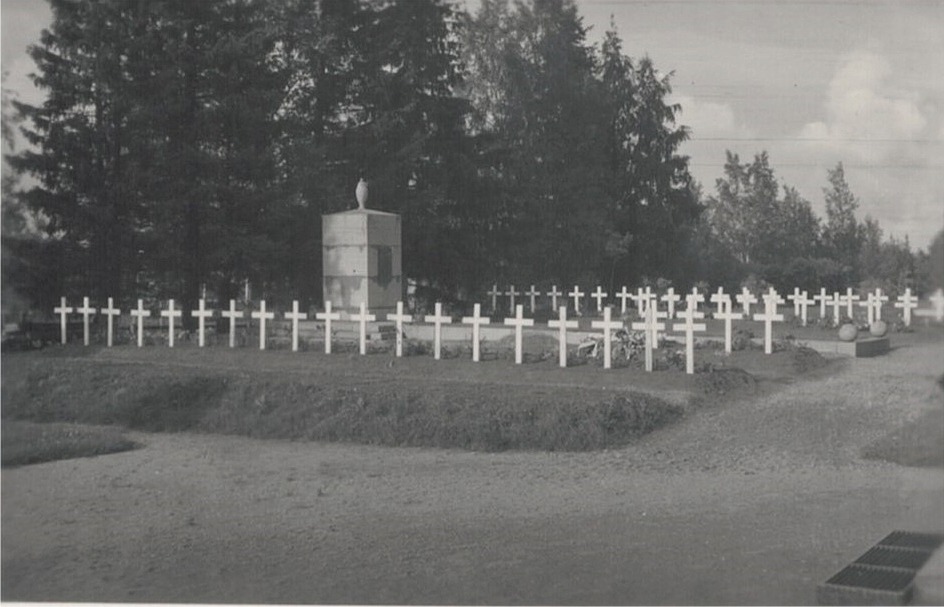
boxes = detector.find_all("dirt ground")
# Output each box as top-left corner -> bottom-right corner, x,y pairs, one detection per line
2,337 -> 943,604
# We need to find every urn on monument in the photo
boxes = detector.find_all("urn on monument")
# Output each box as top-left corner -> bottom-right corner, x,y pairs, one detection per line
355,178 -> 368,209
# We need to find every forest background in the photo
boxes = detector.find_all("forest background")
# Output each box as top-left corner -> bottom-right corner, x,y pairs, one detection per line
3,0 -> 942,325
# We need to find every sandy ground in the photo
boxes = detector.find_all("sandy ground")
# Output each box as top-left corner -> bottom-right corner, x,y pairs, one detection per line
3,340 -> 943,605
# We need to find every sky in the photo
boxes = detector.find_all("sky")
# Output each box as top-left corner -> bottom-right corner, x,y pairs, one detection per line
2,0 -> 943,250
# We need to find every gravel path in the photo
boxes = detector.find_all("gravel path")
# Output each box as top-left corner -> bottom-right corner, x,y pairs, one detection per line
3,340 -> 943,604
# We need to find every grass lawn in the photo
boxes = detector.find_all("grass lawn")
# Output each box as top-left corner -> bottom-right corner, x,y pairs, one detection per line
862,405 -> 944,468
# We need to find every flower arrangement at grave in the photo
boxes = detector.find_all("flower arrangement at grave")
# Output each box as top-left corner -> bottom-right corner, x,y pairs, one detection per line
576,328 -> 646,367
731,328 -> 755,351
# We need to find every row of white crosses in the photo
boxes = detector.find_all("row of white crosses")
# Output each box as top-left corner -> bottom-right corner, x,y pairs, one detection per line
487,284 -> 674,316
53,297 -> 297,351
51,287 -> 944,370
486,283 -> 944,328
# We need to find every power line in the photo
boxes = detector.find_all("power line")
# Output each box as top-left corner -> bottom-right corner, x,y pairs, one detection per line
583,0 -> 932,5
688,163 -> 943,169
688,137 -> 943,144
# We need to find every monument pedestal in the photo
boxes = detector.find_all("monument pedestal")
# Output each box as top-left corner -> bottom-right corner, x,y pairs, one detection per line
322,207 -> 402,316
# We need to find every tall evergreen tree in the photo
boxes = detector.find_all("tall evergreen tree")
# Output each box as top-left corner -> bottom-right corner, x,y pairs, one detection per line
11,0 -> 292,322
598,25 -> 699,288
357,0 -> 473,299
463,0 -> 610,287
10,0 -> 144,303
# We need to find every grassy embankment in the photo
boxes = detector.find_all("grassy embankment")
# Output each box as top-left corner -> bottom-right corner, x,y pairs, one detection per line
2,344 -> 715,458
13,333 -> 932,465
2,421 -> 139,467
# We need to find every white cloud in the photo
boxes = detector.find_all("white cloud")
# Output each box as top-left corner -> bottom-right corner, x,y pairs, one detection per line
673,94 -> 753,141
791,50 -> 944,249
672,95 -> 759,192
799,51 -> 929,150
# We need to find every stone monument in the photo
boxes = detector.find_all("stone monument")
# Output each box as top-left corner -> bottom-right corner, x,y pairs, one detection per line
322,179 -> 402,316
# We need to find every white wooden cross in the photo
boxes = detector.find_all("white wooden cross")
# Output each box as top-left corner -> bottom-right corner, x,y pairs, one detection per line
504,304 -> 534,365
385,301 -> 412,358
284,300 -> 308,352
547,285 -> 562,310
629,288 -> 643,315
487,284 -> 501,312
894,288 -> 919,326
662,287 -> 681,319
710,287 -> 727,316
753,289 -> 785,355
251,300 -> 275,351
591,306 -> 623,370
591,286 -> 608,314
315,301 -> 341,354
425,302 -> 452,360
873,288 -> 889,321
351,302 -> 376,356
548,306 -> 578,368
100,297 -> 121,347
830,292 -> 843,325
569,285 -> 585,316
616,286 -> 632,314
191,299 -> 213,348
787,287 -> 804,317
53,297 -> 73,345
642,295 -> 665,348
858,292 -> 877,325
525,285 -> 540,313
633,286 -> 654,315
736,287 -> 757,317
461,303 -> 490,362
160,299 -> 182,348
220,299 -> 244,349
796,290 -> 813,326
915,289 -> 944,323
77,296 -> 96,346
631,300 -> 666,372
840,287 -> 860,320
505,284 -> 519,311
130,299 -> 151,348
713,295 -> 743,354
687,287 -> 704,313
673,296 -> 706,375
813,287 -> 830,319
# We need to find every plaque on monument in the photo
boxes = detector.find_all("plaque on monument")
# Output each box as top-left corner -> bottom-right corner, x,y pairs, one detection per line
322,180 -> 403,315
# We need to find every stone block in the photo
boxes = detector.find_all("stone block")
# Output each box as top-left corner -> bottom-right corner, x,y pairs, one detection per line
323,208 -> 402,314
834,337 -> 890,357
